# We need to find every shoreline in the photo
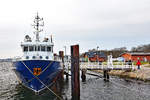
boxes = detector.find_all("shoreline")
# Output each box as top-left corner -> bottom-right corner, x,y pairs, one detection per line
94,65 -> 150,82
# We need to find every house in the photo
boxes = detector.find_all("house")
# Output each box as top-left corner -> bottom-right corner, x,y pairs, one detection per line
120,52 -> 150,62
82,51 -> 106,62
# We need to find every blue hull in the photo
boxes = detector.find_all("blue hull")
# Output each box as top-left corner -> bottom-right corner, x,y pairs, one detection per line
13,60 -> 62,92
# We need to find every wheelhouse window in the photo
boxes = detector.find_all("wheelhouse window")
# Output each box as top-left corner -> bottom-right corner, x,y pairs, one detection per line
23,46 -> 28,52
38,46 -> 40,51
35,46 -> 37,51
41,46 -> 45,51
29,46 -> 34,51
47,46 -> 51,52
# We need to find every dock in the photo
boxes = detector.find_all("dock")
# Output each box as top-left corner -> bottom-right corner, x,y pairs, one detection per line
62,44 -> 136,100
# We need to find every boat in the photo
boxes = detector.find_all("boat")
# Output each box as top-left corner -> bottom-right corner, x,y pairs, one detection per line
13,13 -> 63,93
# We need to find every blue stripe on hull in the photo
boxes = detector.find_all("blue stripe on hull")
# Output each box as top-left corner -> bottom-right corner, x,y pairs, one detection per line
13,60 -> 62,92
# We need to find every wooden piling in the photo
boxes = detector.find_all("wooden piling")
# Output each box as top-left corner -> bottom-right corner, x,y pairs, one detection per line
103,70 -> 109,81
81,69 -> 86,82
59,51 -> 64,80
59,51 -> 64,63
71,45 -> 80,100
106,70 -> 109,80
66,72 -> 69,80
103,70 -> 106,80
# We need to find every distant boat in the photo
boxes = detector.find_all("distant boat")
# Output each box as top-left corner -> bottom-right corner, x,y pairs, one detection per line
13,13 -> 63,92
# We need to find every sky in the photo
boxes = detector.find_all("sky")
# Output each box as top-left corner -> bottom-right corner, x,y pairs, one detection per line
0,0 -> 150,58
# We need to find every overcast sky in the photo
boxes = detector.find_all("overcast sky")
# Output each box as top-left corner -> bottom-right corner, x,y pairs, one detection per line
0,0 -> 150,58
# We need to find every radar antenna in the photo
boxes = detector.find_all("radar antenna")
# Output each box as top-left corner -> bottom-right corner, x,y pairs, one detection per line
32,12 -> 44,41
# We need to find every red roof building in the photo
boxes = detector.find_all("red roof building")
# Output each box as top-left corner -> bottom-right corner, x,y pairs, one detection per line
82,51 -> 106,62
120,52 -> 150,62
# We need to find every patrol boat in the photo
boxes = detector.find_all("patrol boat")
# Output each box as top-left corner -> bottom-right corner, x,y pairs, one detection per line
13,13 -> 63,92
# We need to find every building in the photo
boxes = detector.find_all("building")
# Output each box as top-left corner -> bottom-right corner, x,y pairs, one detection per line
81,51 -> 106,62
120,52 -> 150,62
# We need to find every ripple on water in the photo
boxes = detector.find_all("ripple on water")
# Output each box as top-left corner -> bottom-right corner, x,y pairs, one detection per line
1,62 -> 150,100
0,62 -> 18,100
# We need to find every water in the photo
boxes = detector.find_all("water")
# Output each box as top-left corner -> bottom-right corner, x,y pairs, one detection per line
1,62 -> 150,100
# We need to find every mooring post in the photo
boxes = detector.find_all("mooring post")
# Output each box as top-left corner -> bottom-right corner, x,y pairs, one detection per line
66,72 -> 69,80
59,51 -> 64,66
103,70 -> 109,81
81,69 -> 86,82
103,70 -> 106,80
71,45 -> 80,100
106,70 -> 109,80
59,50 -> 69,80
59,51 -> 64,80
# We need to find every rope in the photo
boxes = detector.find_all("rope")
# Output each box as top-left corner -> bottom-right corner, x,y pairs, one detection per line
40,61 -> 53,74
17,61 -> 53,85
21,61 -> 63,100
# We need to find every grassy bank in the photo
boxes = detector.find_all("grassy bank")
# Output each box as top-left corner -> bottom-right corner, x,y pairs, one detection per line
93,64 -> 150,82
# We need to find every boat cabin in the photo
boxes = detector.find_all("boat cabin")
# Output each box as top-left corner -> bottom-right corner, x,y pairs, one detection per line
21,38 -> 54,60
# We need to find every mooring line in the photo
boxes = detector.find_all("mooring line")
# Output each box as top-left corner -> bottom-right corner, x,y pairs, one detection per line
40,61 -> 53,74
21,61 -> 63,100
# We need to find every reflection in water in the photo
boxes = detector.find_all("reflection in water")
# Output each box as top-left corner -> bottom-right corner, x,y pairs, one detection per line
13,79 -> 67,100
1,62 -> 150,100
2,75 -> 150,100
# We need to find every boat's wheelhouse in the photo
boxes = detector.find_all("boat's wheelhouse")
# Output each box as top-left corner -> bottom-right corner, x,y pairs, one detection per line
21,40 -> 54,60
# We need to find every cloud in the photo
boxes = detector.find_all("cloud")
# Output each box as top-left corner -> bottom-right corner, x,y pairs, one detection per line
0,0 -> 150,58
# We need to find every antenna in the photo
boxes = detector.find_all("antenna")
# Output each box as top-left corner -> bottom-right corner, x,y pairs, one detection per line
32,12 -> 44,41
50,34 -> 53,43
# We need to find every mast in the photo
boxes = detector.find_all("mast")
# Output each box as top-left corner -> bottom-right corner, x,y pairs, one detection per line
32,12 -> 44,41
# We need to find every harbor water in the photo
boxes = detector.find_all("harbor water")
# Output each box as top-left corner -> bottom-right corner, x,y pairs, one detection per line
1,62 -> 150,100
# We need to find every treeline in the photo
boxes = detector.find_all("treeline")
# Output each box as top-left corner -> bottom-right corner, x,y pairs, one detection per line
101,47 -> 128,58
131,44 -> 150,52
88,44 -> 150,58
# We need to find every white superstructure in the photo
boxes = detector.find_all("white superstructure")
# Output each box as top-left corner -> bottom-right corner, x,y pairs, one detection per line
21,13 -> 54,60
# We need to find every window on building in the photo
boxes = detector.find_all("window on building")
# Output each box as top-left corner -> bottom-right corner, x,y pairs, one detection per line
41,46 -> 45,51
47,46 -> 51,52
29,46 -> 34,51
23,46 -> 28,52
144,57 -> 147,62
